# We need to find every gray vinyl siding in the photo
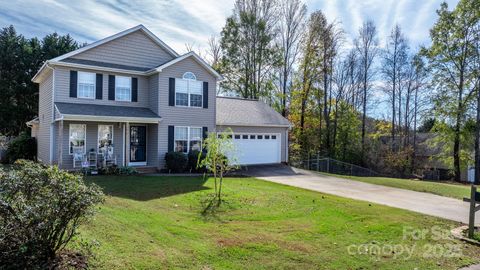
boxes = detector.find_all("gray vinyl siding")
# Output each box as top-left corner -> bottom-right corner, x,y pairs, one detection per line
57,121 -> 125,169
54,66 -> 149,107
71,31 -> 174,68
216,125 -> 288,162
148,74 -> 159,114
147,124 -> 159,167
37,69 -> 53,164
157,57 -> 217,168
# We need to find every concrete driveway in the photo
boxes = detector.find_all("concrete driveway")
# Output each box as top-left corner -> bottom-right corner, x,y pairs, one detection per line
243,164 -> 478,224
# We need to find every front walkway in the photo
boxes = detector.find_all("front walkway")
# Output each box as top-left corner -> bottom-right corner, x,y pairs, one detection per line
243,164 -> 478,224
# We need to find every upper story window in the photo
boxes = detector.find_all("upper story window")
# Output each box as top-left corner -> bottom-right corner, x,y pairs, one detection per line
183,72 -> 196,80
78,72 -> 96,99
115,76 -> 131,101
175,72 -> 202,108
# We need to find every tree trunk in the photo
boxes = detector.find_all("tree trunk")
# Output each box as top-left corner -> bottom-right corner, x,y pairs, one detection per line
454,75 -> 464,182
361,69 -> 367,163
332,100 -> 339,155
411,85 -> 418,173
323,55 -> 330,156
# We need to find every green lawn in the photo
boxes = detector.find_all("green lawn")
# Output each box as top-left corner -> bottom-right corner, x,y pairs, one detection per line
75,175 -> 480,269
324,173 -> 470,200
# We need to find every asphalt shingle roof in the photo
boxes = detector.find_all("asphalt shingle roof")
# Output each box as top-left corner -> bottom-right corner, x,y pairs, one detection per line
61,58 -> 152,72
55,102 -> 160,119
216,97 -> 290,127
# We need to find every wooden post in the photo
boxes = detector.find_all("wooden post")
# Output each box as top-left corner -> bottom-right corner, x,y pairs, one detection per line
469,185 -> 477,238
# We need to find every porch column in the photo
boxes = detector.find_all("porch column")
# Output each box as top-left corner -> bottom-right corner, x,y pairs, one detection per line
59,120 -> 64,167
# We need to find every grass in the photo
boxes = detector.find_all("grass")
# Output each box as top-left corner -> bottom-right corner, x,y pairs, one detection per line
74,175 -> 480,269
323,173 -> 471,200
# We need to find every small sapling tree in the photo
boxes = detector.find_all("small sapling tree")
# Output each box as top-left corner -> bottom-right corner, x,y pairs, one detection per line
198,129 -> 238,205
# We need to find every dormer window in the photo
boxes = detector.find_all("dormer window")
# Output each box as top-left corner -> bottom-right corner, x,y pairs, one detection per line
77,72 -> 96,99
175,72 -> 202,107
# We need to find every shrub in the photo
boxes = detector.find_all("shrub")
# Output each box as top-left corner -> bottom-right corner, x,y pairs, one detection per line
0,160 -> 104,269
5,132 -> 36,163
164,151 -> 187,172
188,150 -> 206,172
98,165 -> 138,175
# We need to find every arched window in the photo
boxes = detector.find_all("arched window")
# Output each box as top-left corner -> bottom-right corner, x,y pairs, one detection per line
182,72 -> 196,80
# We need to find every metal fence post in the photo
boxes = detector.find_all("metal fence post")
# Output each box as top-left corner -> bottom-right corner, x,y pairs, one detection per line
326,158 -> 330,173
316,155 -> 320,171
469,185 -> 477,238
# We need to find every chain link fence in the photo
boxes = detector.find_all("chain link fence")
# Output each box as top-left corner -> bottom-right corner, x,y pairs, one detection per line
291,157 -> 382,177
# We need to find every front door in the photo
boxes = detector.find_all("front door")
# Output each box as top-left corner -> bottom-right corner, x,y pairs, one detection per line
130,126 -> 146,163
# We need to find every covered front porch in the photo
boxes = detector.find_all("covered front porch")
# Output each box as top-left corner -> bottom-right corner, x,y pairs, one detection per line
53,102 -> 161,170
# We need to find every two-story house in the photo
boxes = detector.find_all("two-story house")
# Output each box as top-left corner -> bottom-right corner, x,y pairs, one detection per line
28,25 -> 290,171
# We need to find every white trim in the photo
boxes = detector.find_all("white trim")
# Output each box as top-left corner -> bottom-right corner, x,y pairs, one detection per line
50,25 -> 178,63
174,126 -> 203,153
114,76 -> 132,102
50,61 -> 146,76
122,123 -> 126,167
174,77 -> 203,108
49,66 -> 56,164
129,162 -> 147,166
77,71 -> 96,99
223,132 -> 282,165
216,123 -> 291,128
285,129 -> 289,163
26,117 -> 39,127
57,114 -> 161,124
68,123 -> 87,155
151,51 -> 223,80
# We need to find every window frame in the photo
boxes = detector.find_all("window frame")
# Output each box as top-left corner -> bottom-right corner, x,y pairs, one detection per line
77,71 -> 96,99
97,125 -> 114,153
69,124 -> 86,155
174,126 -> 203,153
115,75 -> 132,102
174,72 -> 203,108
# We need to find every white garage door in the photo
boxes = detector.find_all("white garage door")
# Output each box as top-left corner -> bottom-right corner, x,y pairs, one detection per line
230,133 -> 281,165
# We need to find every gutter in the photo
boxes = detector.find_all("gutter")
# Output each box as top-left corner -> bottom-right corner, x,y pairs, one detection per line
56,114 -> 162,124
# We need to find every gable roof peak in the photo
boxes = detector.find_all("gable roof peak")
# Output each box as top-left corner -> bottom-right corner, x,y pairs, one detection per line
49,24 -> 178,63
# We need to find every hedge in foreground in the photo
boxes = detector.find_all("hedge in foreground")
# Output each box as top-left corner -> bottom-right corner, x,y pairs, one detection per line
0,160 -> 104,269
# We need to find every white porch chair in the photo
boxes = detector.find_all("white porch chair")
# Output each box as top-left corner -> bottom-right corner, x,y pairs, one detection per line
72,147 -> 85,168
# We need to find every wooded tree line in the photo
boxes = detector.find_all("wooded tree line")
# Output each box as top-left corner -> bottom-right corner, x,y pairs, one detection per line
208,0 -> 479,181
0,26 -> 79,136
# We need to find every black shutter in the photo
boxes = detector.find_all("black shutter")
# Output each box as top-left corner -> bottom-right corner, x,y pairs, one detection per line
203,82 -> 208,108
108,75 -> 115,100
168,126 -> 174,152
96,74 -> 103,99
202,127 -> 208,140
69,71 -> 77,98
169,78 -> 175,106
131,77 -> 138,102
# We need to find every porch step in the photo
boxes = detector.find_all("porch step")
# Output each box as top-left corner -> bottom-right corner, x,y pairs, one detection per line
134,166 -> 158,174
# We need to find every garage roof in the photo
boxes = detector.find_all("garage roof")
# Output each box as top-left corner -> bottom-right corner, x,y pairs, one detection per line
216,97 -> 291,128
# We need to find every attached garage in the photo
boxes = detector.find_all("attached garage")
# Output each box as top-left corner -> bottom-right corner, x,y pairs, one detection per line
216,97 -> 291,165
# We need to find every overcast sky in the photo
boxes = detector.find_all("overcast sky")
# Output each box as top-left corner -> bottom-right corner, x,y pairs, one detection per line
1,0 -> 459,55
